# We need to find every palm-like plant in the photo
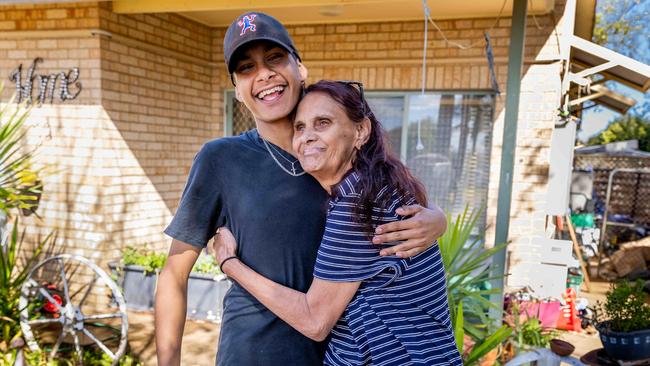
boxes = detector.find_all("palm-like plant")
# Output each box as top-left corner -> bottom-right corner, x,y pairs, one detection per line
0,218 -> 54,365
0,88 -> 42,216
0,86 -> 53,365
438,206 -> 511,365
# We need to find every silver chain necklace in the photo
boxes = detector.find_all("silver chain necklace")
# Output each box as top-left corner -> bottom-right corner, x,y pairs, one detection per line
262,138 -> 306,177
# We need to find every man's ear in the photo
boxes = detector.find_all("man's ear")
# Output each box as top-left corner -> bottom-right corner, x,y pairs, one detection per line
355,117 -> 372,150
297,60 -> 308,82
234,86 -> 242,102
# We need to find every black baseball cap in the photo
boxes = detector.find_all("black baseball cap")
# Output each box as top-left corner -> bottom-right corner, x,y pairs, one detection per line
223,12 -> 301,74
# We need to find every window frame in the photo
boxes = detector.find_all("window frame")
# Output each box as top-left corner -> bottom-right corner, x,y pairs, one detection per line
224,88 -> 494,147
223,88 -> 496,233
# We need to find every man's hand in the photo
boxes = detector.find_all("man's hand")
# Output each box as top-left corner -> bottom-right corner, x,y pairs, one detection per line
372,204 -> 447,258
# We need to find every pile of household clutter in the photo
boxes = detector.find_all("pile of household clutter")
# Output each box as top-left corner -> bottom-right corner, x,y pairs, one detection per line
601,236 -> 650,289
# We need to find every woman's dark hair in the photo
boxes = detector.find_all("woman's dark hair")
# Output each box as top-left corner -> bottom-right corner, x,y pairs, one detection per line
303,80 -> 428,230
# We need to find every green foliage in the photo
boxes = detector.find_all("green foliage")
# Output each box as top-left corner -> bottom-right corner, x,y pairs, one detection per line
452,299 -> 512,366
0,214 -> 55,354
464,325 -> 511,366
590,0 -> 650,119
122,246 -> 167,274
121,246 -> 222,275
22,349 -> 74,366
586,115 -> 650,151
21,347 -> 143,366
81,348 -> 143,366
192,252 -> 223,275
506,300 -> 556,354
592,0 -> 644,50
0,88 -> 43,217
519,318 -> 554,348
594,279 -> 650,332
438,206 -> 510,365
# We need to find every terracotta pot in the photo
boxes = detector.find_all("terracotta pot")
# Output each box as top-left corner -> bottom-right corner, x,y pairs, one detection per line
550,339 -> 575,357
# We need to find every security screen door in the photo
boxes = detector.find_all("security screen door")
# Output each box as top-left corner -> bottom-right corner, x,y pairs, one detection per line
225,90 -> 495,228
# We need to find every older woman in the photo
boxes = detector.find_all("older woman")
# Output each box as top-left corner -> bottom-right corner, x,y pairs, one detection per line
214,80 -> 462,366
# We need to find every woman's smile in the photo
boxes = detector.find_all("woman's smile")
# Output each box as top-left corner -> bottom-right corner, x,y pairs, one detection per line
292,92 -> 364,191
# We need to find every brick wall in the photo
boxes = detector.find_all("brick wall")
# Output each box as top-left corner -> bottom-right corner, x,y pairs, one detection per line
273,5 -> 566,288
96,2 -> 216,253
0,2 -> 219,271
0,0 -> 570,290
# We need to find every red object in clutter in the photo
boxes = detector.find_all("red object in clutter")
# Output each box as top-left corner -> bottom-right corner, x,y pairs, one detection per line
556,288 -> 582,332
42,284 -> 63,314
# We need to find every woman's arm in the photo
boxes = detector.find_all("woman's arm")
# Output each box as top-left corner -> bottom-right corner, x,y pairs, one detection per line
373,203 -> 447,257
214,229 -> 360,341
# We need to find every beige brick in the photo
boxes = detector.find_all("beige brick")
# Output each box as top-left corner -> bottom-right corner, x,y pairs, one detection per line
295,27 -> 315,35
7,50 -> 27,59
454,20 -> 473,29
335,24 -> 357,33
0,20 -> 16,30
0,40 -> 17,49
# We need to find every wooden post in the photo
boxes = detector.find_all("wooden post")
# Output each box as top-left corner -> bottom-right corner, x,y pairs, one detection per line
565,214 -> 591,292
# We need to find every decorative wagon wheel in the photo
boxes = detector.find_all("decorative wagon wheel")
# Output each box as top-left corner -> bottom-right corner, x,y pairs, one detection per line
19,254 -> 128,365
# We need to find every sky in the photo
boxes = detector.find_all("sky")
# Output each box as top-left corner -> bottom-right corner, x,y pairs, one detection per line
577,0 -> 650,142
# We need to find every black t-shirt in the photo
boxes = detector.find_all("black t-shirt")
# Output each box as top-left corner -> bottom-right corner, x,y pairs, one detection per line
165,129 -> 329,365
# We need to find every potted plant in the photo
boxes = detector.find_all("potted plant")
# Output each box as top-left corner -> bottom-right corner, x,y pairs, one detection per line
591,279 -> 650,361
110,247 -> 230,321
186,254 -> 230,322
501,299 -> 557,362
109,247 -> 166,311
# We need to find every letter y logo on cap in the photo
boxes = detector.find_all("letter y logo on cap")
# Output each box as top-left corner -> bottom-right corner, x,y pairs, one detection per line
238,14 -> 257,36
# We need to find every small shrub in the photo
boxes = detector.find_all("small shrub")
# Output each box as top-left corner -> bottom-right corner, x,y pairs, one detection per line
594,279 -> 650,332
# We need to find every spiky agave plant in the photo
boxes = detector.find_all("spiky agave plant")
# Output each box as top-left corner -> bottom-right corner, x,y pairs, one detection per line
438,205 -> 511,365
0,85 -> 43,216
0,85 -> 53,366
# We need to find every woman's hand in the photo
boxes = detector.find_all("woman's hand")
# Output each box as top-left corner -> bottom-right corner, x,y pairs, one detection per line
212,227 -> 238,269
372,204 -> 447,258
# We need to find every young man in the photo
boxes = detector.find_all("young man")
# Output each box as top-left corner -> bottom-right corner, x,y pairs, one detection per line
155,12 -> 447,366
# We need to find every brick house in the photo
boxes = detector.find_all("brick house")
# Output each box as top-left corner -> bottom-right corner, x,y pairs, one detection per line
1,0 -> 648,298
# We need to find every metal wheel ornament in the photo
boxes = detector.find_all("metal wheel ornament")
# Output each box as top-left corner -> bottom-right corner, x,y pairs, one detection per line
19,254 -> 128,365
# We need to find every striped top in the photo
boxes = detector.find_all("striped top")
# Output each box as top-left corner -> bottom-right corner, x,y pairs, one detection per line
314,172 -> 462,366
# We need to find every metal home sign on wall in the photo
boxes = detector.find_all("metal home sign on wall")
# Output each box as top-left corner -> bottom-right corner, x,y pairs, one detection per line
8,58 -> 82,106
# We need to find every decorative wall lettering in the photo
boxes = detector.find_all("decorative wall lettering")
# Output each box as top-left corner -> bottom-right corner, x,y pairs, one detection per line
8,58 -> 82,106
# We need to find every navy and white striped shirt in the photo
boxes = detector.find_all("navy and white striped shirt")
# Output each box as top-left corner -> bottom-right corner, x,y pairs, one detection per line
314,172 -> 462,366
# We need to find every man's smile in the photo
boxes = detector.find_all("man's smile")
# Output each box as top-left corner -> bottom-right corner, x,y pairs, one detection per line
256,85 -> 286,101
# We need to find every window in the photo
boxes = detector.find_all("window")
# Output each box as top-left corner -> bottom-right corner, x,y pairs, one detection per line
225,90 -> 495,228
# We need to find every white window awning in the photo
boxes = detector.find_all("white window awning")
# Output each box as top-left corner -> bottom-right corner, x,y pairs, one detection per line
569,83 -> 636,114
568,35 -> 650,93
563,35 -> 650,114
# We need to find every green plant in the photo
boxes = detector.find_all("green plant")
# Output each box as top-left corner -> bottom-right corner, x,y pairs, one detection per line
22,347 -> 143,366
503,300 -> 556,357
121,246 -> 222,275
593,279 -> 650,332
438,206 -> 511,365
0,89 -> 56,365
586,115 -> 650,152
0,218 -> 55,365
0,89 -> 43,215
192,252 -> 223,275
122,246 -> 167,274
81,348 -> 143,366
23,349 -> 74,366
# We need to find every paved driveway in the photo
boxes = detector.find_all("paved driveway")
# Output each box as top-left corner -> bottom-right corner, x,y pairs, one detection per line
127,311 -> 220,365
